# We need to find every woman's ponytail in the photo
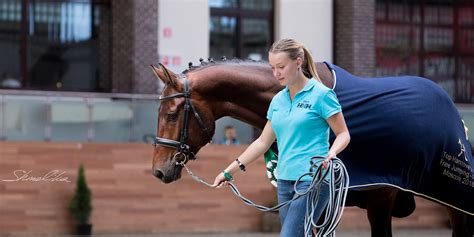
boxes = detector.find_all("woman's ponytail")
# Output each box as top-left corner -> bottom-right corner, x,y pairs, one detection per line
301,46 -> 321,82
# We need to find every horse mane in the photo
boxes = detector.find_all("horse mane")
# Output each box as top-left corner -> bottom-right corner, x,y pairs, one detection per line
182,57 -> 267,74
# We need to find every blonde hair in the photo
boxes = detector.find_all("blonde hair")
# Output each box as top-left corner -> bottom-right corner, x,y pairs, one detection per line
269,39 -> 321,82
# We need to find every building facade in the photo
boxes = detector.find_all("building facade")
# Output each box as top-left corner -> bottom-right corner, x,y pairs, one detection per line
1,0 -> 472,235
0,0 -> 473,153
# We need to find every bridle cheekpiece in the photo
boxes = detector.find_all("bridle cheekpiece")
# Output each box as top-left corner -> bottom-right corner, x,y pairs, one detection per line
153,74 -> 213,166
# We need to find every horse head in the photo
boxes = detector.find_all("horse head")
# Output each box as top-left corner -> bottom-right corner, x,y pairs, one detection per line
150,63 -> 215,183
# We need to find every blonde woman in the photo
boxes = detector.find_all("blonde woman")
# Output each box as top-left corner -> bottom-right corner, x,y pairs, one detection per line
212,39 -> 350,236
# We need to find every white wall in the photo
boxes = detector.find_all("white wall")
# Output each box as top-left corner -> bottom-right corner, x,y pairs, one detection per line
158,0 -> 333,68
275,0 -> 333,63
157,0 -> 334,144
158,0 -> 209,73
158,0 -> 254,143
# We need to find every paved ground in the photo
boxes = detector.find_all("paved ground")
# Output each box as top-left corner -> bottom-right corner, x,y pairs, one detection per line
3,228 -> 453,237
153,228 -> 451,237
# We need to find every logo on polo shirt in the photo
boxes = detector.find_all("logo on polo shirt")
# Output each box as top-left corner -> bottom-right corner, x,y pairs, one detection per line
297,100 -> 312,109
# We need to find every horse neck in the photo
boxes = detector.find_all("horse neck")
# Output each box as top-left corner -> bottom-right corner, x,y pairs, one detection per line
188,62 -> 332,129
189,64 -> 281,129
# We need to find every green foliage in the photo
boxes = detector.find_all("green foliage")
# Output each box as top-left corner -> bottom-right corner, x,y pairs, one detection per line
69,164 -> 92,225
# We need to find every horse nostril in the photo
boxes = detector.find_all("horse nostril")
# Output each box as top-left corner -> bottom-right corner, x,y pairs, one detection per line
154,169 -> 164,179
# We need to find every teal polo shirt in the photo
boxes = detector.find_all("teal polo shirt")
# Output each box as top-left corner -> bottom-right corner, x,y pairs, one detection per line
267,78 -> 341,181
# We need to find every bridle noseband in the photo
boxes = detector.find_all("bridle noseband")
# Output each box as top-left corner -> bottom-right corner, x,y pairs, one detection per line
153,75 -> 213,165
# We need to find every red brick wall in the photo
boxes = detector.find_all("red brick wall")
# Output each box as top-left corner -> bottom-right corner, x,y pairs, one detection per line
0,142 -> 448,235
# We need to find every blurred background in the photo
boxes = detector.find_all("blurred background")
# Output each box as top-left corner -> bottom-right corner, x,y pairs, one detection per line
0,0 -> 473,236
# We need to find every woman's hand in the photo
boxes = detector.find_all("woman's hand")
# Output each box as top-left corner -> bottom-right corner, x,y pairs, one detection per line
211,172 -> 230,188
325,112 -> 350,169
323,150 -> 336,169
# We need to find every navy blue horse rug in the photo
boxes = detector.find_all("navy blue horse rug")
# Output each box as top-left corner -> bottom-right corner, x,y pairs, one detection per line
327,63 -> 474,215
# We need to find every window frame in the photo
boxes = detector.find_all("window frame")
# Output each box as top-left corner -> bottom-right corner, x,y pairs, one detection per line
9,0 -> 111,92
210,0 -> 274,59
375,0 -> 474,103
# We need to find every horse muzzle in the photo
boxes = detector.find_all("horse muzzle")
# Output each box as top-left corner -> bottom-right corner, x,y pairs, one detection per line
152,153 -> 187,183
153,165 -> 182,183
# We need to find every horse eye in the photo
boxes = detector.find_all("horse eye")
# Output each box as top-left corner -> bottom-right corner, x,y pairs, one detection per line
166,112 -> 179,122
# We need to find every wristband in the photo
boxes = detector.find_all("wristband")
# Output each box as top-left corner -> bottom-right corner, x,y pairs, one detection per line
223,171 -> 233,181
235,159 -> 246,172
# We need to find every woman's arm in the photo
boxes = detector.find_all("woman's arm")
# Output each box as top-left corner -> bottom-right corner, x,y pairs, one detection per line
212,121 -> 276,187
324,112 -> 351,167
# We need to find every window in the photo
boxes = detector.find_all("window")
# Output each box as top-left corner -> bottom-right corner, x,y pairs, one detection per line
375,0 -> 474,103
209,0 -> 273,61
0,0 -> 111,92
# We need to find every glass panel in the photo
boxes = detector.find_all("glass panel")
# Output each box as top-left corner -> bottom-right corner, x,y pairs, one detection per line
375,24 -> 419,76
424,56 -> 455,79
0,0 -> 22,89
413,5 -> 421,23
459,28 -> 474,54
457,57 -> 474,103
50,99 -> 89,141
241,18 -> 270,61
210,16 -> 236,59
387,3 -> 411,22
424,27 -> 453,52
92,101 -> 132,142
4,96 -> 48,141
0,93 -> 160,143
424,55 -> 455,98
27,0 -> 110,91
425,5 -> 453,25
241,0 -> 272,11
130,100 -> 159,143
209,0 -> 237,8
213,117 -> 254,144
459,6 -> 474,26
439,6 -> 453,25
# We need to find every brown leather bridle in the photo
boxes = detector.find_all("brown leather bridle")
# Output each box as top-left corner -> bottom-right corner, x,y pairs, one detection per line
153,74 -> 213,165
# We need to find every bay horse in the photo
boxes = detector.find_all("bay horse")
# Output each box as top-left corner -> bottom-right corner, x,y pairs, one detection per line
151,60 -> 474,237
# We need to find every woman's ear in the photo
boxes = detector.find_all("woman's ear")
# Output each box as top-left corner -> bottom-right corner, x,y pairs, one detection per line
296,57 -> 303,69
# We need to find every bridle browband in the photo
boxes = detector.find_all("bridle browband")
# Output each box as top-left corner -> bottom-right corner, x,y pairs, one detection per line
153,74 -> 213,165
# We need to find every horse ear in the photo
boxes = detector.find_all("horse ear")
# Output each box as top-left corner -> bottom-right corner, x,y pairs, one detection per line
150,64 -> 179,87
